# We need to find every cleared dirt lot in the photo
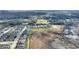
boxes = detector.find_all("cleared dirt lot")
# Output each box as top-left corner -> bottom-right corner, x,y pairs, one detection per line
29,31 -> 58,49
29,31 -> 77,49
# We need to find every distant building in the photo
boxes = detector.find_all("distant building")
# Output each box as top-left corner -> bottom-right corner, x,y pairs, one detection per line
36,19 -> 49,25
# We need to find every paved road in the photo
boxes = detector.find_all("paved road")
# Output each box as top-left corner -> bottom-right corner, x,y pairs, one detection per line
0,41 -> 13,44
0,27 -> 14,37
10,26 -> 27,49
